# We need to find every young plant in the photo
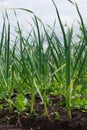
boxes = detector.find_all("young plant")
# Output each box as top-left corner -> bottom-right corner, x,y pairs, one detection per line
51,0 -> 87,118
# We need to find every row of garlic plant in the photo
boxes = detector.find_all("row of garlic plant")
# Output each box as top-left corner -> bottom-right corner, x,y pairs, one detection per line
0,0 -> 87,118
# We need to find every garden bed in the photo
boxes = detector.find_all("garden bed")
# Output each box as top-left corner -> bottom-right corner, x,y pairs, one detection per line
0,96 -> 87,130
0,1 -> 87,130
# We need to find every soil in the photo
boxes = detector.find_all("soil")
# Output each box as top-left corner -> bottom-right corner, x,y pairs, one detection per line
0,96 -> 87,130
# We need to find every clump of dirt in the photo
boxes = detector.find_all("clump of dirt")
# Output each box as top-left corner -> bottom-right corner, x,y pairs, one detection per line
0,96 -> 87,130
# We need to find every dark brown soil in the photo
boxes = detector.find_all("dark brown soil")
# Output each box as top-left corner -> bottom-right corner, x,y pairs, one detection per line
0,96 -> 87,130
